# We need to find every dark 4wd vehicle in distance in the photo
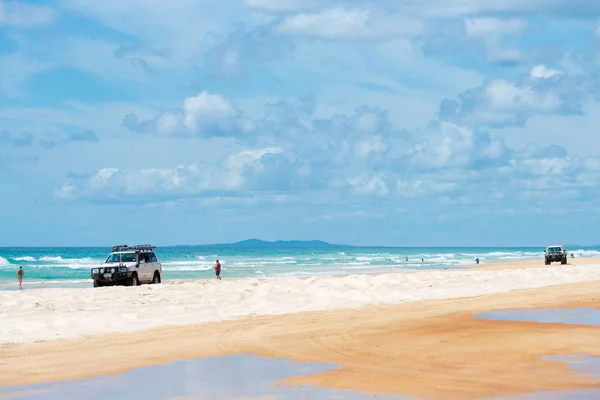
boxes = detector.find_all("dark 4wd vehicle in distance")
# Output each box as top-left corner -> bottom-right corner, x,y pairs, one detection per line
544,245 -> 567,265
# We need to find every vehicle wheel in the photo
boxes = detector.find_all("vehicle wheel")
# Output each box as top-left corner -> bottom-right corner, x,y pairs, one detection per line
151,271 -> 161,284
544,259 -> 549,265
93,280 -> 102,288
127,273 -> 139,287
561,258 -> 567,265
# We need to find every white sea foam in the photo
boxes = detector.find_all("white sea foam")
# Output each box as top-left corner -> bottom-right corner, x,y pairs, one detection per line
39,256 -> 97,265
572,249 -> 600,257
0,257 -> 9,267
13,256 -> 36,262
0,279 -> 92,287
162,266 -> 213,272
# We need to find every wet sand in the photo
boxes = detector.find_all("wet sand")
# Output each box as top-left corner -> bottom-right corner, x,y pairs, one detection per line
0,355 -> 408,400
1,276 -> 599,400
469,256 -> 598,270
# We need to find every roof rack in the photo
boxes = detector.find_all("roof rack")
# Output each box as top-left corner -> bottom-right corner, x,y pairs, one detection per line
112,245 -> 156,252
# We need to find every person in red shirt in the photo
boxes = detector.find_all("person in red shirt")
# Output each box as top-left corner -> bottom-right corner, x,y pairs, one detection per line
214,259 -> 221,280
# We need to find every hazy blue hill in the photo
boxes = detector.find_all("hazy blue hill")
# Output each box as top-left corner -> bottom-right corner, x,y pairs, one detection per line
197,239 -> 352,248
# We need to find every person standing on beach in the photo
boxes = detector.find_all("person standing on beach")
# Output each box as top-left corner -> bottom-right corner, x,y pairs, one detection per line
214,259 -> 221,280
17,266 -> 24,288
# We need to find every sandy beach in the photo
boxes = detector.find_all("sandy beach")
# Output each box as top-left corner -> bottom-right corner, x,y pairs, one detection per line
1,259 -> 599,399
470,256 -> 600,270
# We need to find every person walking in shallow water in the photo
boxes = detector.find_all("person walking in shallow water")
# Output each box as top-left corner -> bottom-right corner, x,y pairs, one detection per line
17,266 -> 24,288
214,259 -> 221,280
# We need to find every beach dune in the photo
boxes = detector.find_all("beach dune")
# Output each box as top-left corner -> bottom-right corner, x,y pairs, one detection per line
1,262 -> 600,344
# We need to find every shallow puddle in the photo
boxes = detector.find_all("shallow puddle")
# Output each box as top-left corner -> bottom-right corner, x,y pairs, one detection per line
0,354 -> 408,399
477,307 -> 600,326
488,355 -> 600,399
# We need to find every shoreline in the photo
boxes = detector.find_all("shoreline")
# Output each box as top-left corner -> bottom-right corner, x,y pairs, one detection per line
2,256 -> 596,291
1,280 -> 599,399
468,256 -> 598,270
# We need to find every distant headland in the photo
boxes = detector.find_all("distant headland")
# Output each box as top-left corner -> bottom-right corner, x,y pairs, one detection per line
190,239 -> 353,249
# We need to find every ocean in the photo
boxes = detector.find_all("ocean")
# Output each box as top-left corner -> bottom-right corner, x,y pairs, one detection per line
1,245 -> 599,288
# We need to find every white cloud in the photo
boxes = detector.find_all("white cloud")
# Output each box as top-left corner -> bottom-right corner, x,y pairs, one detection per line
347,173 -> 390,196
242,0 -> 322,11
485,80 -> 561,112
182,92 -> 238,132
463,18 -> 526,63
354,135 -> 387,160
247,0 -> 600,19
0,1 -> 55,26
408,121 -> 511,171
53,88 -> 600,218
276,8 -> 423,39
56,146 -> 285,201
123,91 -> 255,138
437,74 -> 579,129
464,18 -> 526,37
530,65 -> 563,80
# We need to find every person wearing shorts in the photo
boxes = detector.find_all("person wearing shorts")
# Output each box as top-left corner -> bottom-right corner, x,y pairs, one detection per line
17,266 -> 24,288
214,259 -> 221,280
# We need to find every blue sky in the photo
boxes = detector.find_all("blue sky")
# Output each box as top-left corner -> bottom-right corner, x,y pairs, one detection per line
2,0 -> 600,247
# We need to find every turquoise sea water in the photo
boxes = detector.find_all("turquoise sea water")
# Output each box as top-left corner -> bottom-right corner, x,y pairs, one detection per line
1,245 -> 598,287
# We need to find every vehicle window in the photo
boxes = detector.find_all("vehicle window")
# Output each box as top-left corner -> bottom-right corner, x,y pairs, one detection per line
105,253 -> 136,263
148,252 -> 157,262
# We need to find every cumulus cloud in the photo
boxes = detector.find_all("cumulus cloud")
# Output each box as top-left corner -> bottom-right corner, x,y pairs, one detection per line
407,122 -> 512,172
245,0 -> 600,19
56,146 -> 286,202
530,65 -> 563,80
122,91 -> 254,138
276,8 -> 423,39
436,74 -> 588,129
9,0 -> 599,223
59,88 -> 600,215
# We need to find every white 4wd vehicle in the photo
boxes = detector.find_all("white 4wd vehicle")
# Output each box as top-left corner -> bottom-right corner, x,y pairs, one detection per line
544,245 -> 567,265
91,245 -> 162,287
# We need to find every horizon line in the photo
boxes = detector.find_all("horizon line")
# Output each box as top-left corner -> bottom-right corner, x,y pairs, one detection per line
0,239 -> 596,249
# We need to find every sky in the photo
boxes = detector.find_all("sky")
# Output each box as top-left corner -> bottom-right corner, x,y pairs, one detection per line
1,0 -> 600,247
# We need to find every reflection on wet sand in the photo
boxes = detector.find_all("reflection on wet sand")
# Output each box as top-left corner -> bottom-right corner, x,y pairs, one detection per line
491,355 -> 600,399
0,354 -> 408,400
478,308 -> 600,400
477,307 -> 600,327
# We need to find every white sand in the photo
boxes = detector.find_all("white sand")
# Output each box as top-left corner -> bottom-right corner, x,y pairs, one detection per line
1,264 -> 600,344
